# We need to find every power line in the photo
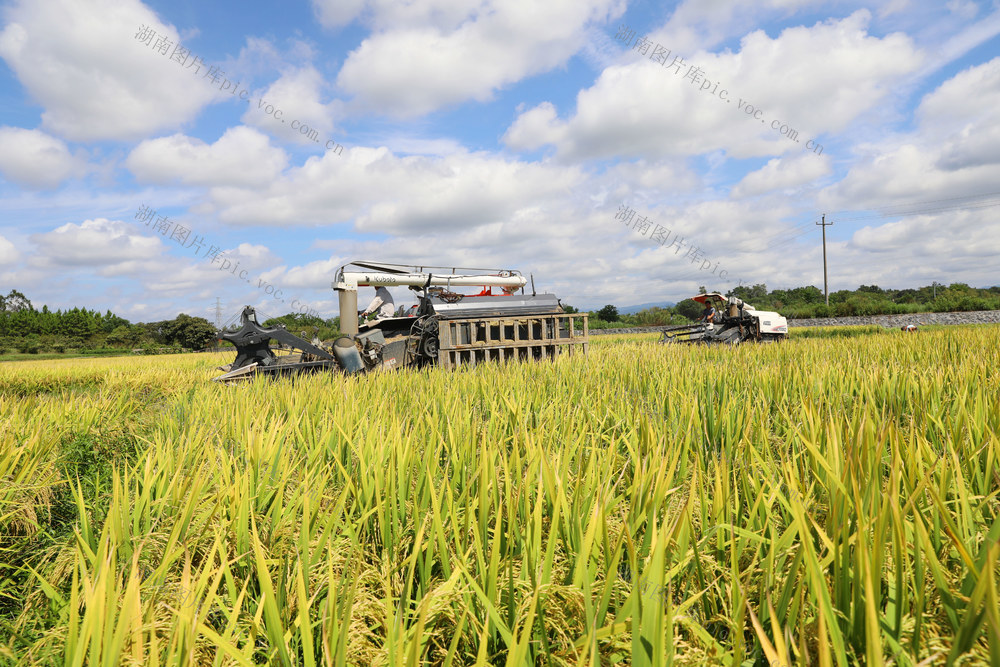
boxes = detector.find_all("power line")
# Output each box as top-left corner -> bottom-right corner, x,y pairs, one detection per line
827,191 -> 1000,222
831,200 -> 1000,222
847,199 -> 1000,218
749,225 -> 815,254
827,189 -> 1000,215
744,220 -> 815,251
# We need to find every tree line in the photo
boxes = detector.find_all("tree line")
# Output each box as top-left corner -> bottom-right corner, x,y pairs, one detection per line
579,281 -> 1000,327
725,282 -> 1000,319
0,290 -> 216,354
0,290 -> 346,355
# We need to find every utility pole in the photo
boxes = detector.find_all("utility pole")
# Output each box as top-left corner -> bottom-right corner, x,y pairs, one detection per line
817,214 -> 833,306
213,297 -> 223,329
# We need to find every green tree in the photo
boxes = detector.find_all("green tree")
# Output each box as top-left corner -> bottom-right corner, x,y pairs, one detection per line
828,289 -> 853,305
139,320 -> 169,344
60,307 -> 100,338
787,286 -> 824,304
727,283 -> 768,304
106,325 -> 145,348
100,310 -> 131,333
597,304 -> 619,322
9,308 -> 39,337
163,314 -> 217,350
261,312 -> 341,342
675,299 -> 703,320
18,334 -> 41,354
263,313 -> 328,330
632,307 -> 673,326
4,289 -> 32,312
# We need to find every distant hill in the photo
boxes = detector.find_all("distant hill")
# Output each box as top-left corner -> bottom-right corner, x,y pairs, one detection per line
618,301 -> 676,315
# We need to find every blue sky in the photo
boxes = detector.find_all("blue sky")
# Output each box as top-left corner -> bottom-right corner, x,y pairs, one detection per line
1,0 -> 999,322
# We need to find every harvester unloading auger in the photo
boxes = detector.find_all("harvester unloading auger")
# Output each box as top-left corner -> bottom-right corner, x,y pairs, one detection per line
214,261 -> 588,381
659,292 -> 788,345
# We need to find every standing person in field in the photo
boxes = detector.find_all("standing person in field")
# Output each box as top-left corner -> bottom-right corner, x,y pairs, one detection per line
361,286 -> 395,321
699,301 -> 716,325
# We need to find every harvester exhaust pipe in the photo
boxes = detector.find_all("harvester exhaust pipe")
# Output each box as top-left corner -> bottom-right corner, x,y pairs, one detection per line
333,337 -> 365,373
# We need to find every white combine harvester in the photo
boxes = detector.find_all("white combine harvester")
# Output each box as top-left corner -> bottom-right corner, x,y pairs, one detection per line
659,292 -> 788,345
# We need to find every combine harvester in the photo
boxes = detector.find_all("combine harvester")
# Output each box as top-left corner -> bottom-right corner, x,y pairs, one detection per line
659,292 -> 787,345
214,261 -> 588,381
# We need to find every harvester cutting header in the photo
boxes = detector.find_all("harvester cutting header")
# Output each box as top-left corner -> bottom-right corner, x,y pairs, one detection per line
215,261 -> 588,381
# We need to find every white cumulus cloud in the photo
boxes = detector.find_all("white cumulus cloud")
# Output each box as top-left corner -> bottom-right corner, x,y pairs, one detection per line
30,218 -> 163,270
0,0 -> 216,141
240,67 -> 340,147
504,11 -> 922,161
126,126 -> 289,187
820,56 -> 1000,209
333,0 -> 625,117
0,234 -> 19,265
0,127 -> 86,188
731,153 -> 832,198
205,146 -> 587,233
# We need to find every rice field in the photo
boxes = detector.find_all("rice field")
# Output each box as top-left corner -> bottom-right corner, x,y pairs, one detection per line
0,325 -> 998,665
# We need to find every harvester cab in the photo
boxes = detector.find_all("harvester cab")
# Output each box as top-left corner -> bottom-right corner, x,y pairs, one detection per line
659,292 -> 788,345
213,261 -> 588,381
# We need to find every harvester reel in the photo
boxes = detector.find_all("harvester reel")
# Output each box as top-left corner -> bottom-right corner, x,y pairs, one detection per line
214,306 -> 340,381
